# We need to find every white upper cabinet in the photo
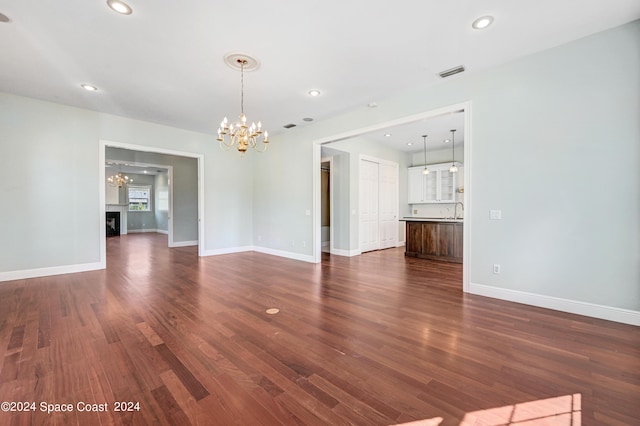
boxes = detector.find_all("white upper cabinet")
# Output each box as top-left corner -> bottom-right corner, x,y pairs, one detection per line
407,163 -> 462,204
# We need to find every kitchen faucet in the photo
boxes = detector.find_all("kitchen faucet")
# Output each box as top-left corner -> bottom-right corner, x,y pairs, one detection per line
453,202 -> 464,219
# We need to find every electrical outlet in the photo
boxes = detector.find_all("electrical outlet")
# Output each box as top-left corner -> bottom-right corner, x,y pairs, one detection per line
257,235 -> 262,242
493,264 -> 501,274
490,210 -> 502,220
302,241 -> 306,247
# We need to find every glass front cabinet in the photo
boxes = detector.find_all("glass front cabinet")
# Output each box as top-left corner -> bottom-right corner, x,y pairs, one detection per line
407,163 -> 461,204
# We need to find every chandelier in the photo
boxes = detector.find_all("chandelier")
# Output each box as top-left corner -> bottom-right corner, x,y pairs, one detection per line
107,166 -> 132,188
217,55 -> 269,154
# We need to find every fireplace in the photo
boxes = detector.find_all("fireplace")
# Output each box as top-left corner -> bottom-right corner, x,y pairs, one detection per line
106,212 -> 120,237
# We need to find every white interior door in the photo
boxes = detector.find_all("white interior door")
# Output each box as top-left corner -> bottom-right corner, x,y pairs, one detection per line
359,159 -> 379,253
379,162 -> 398,249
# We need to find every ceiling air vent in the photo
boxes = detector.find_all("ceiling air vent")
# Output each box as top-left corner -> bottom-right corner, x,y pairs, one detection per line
283,123 -> 297,129
439,65 -> 465,78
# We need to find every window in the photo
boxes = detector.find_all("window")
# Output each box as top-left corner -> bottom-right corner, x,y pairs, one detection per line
128,185 -> 151,211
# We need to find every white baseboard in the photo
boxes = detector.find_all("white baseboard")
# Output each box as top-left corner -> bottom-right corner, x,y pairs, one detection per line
396,240 -> 406,247
126,229 -> 168,235
469,282 -> 640,326
253,246 -> 315,263
0,262 -> 104,283
330,248 -> 361,257
200,246 -> 253,256
202,245 -> 315,263
170,240 -> 198,248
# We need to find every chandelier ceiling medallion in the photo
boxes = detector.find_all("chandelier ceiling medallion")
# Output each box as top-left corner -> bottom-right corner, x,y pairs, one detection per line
217,54 -> 269,154
107,165 -> 132,188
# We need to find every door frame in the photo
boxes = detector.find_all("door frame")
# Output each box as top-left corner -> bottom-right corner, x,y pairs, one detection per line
105,160 -> 173,241
312,101 -> 472,293
99,139 -> 205,268
320,156 -> 334,254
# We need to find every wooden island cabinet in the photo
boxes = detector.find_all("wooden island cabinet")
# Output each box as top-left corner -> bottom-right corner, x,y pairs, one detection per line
405,220 -> 463,263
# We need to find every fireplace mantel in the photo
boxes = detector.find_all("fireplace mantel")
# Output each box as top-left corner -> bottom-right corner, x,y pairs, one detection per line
106,204 -> 128,234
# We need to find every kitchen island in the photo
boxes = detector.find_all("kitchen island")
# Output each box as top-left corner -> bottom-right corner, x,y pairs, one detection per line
404,218 -> 463,263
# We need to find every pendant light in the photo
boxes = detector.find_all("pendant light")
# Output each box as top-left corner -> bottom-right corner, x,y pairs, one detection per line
421,135 -> 429,175
449,129 -> 458,173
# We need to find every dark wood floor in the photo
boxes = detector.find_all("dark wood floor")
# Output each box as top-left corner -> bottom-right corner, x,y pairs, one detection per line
0,234 -> 638,425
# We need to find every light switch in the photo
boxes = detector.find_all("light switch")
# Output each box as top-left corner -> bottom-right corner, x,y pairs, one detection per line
490,210 -> 502,220
305,209 -> 310,216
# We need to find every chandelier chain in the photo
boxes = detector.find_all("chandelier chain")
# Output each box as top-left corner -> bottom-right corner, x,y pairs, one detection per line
240,60 -> 245,114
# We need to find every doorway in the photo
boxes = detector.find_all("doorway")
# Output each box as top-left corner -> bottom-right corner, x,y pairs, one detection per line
99,140 -> 205,268
321,159 -> 331,253
312,102 -> 471,292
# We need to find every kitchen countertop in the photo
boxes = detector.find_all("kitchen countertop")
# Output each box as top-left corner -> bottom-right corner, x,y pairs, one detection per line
402,217 -> 464,223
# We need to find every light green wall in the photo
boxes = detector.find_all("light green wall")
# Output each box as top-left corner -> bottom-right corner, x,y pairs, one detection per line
0,93 -> 253,273
155,172 -> 169,232
0,94 -> 99,271
254,21 -> 640,311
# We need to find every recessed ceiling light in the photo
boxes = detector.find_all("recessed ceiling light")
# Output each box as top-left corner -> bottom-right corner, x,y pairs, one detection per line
107,0 -> 133,15
406,142 -> 413,146
308,90 -> 321,97
368,102 -> 378,108
0,13 -> 11,23
81,84 -> 98,91
384,133 -> 392,137
444,139 -> 451,143
472,16 -> 494,30
302,117 -> 314,122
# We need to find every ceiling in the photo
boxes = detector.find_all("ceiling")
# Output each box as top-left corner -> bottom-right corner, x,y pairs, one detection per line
106,162 -> 167,176
364,110 -> 465,154
1,1 -> 638,145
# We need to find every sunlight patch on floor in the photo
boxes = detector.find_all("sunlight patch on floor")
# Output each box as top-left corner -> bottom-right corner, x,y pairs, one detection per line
393,394 -> 581,426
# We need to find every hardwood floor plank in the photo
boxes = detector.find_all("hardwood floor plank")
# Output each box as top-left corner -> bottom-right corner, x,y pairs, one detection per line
151,384 -> 191,426
0,233 -> 638,425
155,343 -> 209,401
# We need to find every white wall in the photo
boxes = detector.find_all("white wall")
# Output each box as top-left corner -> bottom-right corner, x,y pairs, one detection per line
253,21 -> 640,321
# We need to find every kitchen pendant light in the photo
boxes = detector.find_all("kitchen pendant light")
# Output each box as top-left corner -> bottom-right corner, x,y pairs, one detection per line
449,129 -> 458,173
422,135 -> 429,175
